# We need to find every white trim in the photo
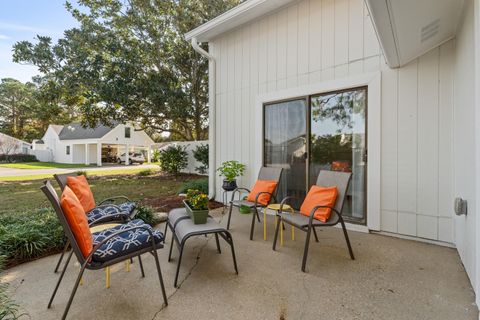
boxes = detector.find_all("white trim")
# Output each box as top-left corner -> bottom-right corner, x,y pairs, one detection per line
255,72 -> 382,231
372,231 -> 456,248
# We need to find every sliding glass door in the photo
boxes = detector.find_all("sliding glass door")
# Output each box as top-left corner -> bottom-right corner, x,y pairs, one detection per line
264,99 -> 307,208
263,87 -> 367,224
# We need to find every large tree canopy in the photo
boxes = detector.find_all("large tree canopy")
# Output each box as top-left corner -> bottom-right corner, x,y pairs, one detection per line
13,0 -> 240,141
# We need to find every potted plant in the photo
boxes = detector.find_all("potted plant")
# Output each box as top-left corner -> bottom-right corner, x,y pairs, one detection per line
183,189 -> 209,224
217,160 -> 246,191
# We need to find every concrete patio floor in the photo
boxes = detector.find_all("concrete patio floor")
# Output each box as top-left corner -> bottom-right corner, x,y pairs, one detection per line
2,208 -> 478,320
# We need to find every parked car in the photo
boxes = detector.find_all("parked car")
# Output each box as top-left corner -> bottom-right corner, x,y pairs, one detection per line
117,152 -> 145,165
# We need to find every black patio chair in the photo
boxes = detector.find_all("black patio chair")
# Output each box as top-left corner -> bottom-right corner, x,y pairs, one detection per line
273,170 -> 354,272
52,173 -> 137,273
41,181 -> 167,320
226,166 -> 283,240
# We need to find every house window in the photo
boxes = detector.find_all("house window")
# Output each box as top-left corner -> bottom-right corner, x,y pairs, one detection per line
263,86 -> 368,224
125,127 -> 131,138
66,146 -> 70,155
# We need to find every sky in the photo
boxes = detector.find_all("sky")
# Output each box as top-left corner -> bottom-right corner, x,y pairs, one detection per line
0,0 -> 79,83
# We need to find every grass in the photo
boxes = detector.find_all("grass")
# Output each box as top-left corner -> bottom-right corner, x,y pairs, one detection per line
0,167 -> 160,182
0,162 -> 91,170
0,174 -> 188,216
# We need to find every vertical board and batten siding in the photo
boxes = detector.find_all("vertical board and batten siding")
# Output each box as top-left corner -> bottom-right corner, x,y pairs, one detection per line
209,0 -> 455,243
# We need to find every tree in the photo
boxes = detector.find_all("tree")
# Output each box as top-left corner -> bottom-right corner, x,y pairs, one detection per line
13,0 -> 241,141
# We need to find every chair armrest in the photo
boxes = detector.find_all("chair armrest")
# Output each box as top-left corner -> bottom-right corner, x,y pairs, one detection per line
253,191 -> 275,208
88,212 -> 129,227
230,187 -> 251,202
95,204 -> 123,211
98,196 -> 131,205
85,226 -> 158,262
308,205 -> 341,224
279,196 -> 302,213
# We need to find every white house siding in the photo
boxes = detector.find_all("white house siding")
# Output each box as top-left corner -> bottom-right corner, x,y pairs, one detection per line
453,0 -> 478,301
209,0 -> 456,243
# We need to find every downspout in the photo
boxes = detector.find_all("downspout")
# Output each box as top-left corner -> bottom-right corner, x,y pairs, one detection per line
191,37 -> 216,199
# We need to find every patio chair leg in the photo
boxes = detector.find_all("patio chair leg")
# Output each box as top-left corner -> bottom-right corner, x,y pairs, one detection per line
152,250 -> 168,306
215,233 -> 221,253
312,227 -> 319,242
174,245 -> 185,288
340,218 -> 355,260
164,220 -> 168,241
225,232 -> 238,274
54,240 -> 70,273
168,232 -> 175,262
61,263 -> 87,320
48,250 -> 73,308
249,208 -> 257,240
226,202 -> 234,230
272,216 -> 281,251
138,255 -> 145,278
301,225 -> 313,272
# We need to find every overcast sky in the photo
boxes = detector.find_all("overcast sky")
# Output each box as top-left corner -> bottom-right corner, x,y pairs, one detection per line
0,0 -> 78,83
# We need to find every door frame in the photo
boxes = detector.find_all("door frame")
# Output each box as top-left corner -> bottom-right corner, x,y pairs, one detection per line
255,72 -> 381,231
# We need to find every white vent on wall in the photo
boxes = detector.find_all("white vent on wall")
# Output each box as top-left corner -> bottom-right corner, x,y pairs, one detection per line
421,19 -> 440,43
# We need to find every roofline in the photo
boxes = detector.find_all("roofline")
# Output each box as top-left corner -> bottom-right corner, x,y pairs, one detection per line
185,0 -> 296,42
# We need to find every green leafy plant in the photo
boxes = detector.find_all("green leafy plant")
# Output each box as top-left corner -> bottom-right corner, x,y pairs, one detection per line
76,170 -> 88,177
158,145 -> 188,175
0,154 -> 38,163
0,255 -> 20,320
0,209 -> 65,264
239,205 -> 251,214
178,178 -> 208,194
137,169 -> 155,177
185,189 -> 209,210
135,205 -> 161,226
217,160 -> 246,182
151,149 -> 161,163
193,144 -> 209,175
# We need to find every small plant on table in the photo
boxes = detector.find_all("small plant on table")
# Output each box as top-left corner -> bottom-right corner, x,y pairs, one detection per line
184,189 -> 209,224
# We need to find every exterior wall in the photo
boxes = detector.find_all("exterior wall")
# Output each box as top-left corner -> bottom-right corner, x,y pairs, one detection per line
209,0 -> 455,243
453,0 -> 478,302
0,133 -> 31,154
101,123 -> 154,147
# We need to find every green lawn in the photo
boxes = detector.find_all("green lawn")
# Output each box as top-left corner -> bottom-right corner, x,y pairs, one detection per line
0,174 -> 191,216
0,162 -> 90,169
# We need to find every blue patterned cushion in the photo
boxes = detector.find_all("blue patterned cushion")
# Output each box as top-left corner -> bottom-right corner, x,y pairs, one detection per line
118,201 -> 136,213
91,219 -> 164,262
87,206 -> 131,225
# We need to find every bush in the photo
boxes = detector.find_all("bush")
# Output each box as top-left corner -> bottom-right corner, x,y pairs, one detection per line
0,154 -> 37,163
0,209 -> 65,264
0,255 -> 20,320
151,149 -> 160,163
192,144 -> 209,175
76,170 -> 88,177
135,205 -> 161,226
137,169 -> 155,176
178,178 -> 208,194
158,145 -> 188,175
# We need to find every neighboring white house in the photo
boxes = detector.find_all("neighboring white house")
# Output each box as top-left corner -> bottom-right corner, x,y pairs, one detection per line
32,122 -> 155,166
0,132 -> 31,155
186,0 -> 480,307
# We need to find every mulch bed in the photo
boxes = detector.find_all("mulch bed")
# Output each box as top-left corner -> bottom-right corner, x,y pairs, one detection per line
141,195 -> 224,212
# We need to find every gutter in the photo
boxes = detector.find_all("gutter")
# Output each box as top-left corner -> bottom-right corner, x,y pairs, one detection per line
190,38 -> 216,199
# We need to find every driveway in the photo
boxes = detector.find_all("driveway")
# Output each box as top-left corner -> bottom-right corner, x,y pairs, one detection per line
0,163 -> 158,177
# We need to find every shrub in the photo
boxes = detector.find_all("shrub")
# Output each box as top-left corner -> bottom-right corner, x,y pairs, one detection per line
137,169 -> 155,176
0,154 -> 37,163
192,144 -> 209,175
135,205 -> 161,226
151,149 -> 160,163
158,145 -> 188,175
0,255 -> 20,320
76,170 -> 88,177
178,178 -> 208,194
0,209 -> 66,263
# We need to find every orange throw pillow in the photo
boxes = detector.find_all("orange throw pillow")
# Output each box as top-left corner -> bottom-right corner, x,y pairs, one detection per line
67,175 -> 96,213
60,187 -> 93,258
247,180 -> 278,206
300,186 -> 338,222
